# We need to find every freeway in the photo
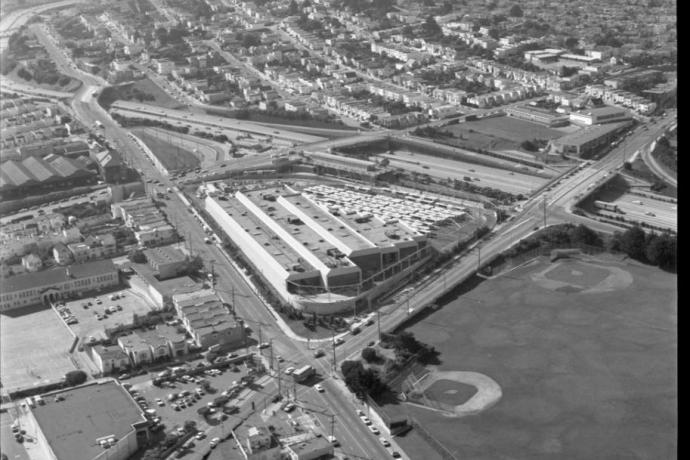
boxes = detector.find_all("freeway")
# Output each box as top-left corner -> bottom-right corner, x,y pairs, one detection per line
377,150 -> 547,195
109,100 -> 326,144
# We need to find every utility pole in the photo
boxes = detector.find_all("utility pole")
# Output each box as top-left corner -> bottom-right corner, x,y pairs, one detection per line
542,194 -> 547,228
331,332 -> 337,372
231,286 -> 236,316
268,338 -> 273,371
330,414 -> 335,438
377,310 -> 381,342
476,247 -> 481,271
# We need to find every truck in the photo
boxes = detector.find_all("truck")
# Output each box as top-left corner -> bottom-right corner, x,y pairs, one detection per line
593,200 -> 620,213
292,365 -> 315,383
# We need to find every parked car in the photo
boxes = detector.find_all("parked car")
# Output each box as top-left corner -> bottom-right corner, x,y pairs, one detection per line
369,425 -> 380,435
380,438 -> 391,447
315,384 -> 324,393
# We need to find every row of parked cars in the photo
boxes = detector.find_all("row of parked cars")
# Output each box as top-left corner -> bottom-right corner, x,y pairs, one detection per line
55,303 -> 78,325
356,410 -> 401,458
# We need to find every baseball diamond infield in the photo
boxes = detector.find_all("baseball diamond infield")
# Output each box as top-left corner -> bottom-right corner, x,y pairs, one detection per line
390,254 -> 676,460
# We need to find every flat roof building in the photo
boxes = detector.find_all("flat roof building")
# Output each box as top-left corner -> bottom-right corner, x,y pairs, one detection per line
552,121 -> 631,157
28,379 -> 149,460
204,184 -> 460,314
569,106 -> 630,125
172,289 -> 245,350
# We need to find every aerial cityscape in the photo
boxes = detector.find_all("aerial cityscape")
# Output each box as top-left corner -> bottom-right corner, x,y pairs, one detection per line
0,0 -> 676,459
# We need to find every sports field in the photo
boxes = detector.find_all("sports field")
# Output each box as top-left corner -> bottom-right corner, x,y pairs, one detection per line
394,254 -> 677,460
0,305 -> 78,391
441,116 -> 566,152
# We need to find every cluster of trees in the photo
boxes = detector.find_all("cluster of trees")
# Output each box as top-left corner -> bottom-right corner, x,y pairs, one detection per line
381,331 -> 437,362
235,31 -> 262,48
297,14 -> 324,32
155,25 -> 190,47
334,0 -> 395,15
500,223 -> 676,272
111,113 -> 191,135
98,84 -> 155,110
128,249 -> 147,264
520,138 -> 548,152
610,226 -> 676,271
341,360 -> 389,399
17,59 -> 68,86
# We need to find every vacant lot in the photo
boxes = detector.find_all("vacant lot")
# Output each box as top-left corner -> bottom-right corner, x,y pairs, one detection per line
132,128 -> 200,172
0,305 -> 77,391
442,116 -> 566,153
99,77 -> 183,110
393,255 -> 676,460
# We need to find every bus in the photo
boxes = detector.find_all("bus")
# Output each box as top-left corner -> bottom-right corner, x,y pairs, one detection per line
292,365 -> 315,383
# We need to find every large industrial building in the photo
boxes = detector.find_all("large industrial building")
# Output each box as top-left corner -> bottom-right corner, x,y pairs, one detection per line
552,121 -> 632,157
205,183 -> 467,314
25,379 -> 149,460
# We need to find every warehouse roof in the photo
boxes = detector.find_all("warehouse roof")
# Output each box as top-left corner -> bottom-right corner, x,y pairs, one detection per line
31,380 -> 146,460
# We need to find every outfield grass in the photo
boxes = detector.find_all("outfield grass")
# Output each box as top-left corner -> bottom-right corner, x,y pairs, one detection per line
392,255 -> 676,460
133,128 -> 200,171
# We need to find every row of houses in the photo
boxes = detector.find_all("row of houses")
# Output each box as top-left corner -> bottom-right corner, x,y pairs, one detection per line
584,84 -> 657,115
111,197 -> 176,247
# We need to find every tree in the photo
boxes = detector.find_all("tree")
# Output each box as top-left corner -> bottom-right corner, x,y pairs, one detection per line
488,28 -> 500,40
422,16 -> 441,37
183,420 -> 197,432
65,370 -> 87,386
288,0 -> 300,15
128,249 -> 146,264
565,37 -> 579,49
618,226 -> 647,261
509,5 -> 524,17
188,254 -> 204,273
361,347 -> 378,362
645,233 -> 676,270
568,224 -> 602,247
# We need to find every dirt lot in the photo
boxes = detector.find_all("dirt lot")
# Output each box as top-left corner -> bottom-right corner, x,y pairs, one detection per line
132,128 -> 201,172
0,305 -> 78,391
392,254 -> 677,460
441,116 -> 566,153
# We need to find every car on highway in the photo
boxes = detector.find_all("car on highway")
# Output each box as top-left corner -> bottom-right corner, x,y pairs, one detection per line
360,416 -> 371,425
315,384 -> 324,393
380,437 -> 391,447
369,425 -> 380,435
645,211 -> 656,217
258,342 -> 271,349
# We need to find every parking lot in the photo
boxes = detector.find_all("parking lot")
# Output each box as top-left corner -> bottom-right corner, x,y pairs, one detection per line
0,305 -> 79,392
61,287 -> 159,341
127,360 -> 260,435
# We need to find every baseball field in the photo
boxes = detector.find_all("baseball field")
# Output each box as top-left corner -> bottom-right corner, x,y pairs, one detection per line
393,254 -> 677,460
